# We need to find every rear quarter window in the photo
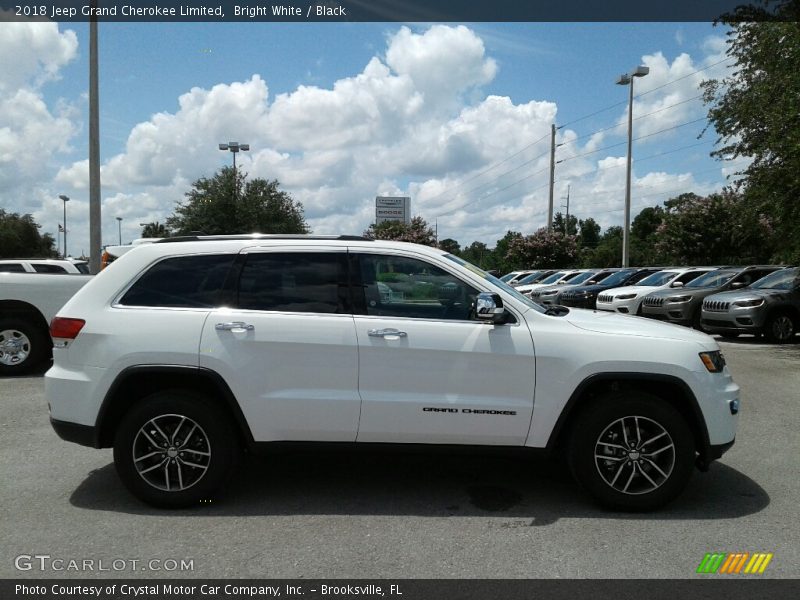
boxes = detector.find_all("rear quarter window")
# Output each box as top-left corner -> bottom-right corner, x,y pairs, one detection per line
118,254 -> 235,308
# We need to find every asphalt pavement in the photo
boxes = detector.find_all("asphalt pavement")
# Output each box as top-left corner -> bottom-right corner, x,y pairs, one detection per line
1,337 -> 798,579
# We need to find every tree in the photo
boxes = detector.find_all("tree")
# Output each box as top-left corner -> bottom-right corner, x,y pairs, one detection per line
460,241 -> 490,268
490,230 -> 523,273
167,167 -> 309,235
587,226 -> 623,267
653,192 -> 770,265
438,238 -> 461,254
577,218 -> 601,249
506,228 -> 578,269
0,210 -> 58,258
702,3 -> 800,261
140,221 -> 170,238
363,216 -> 437,247
552,211 -> 578,236
630,206 -> 666,265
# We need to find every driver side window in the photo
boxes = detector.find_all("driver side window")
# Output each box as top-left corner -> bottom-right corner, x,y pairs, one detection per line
357,254 -> 479,321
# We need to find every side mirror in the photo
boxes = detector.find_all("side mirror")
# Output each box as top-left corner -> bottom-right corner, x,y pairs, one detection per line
474,292 -> 509,324
587,280 -> 597,285
670,281 -> 684,288
730,281 -> 746,289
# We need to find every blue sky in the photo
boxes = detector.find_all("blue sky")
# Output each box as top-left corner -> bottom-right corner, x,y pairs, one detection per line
0,21 -> 741,255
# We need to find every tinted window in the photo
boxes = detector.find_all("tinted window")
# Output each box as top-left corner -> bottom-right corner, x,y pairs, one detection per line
751,268 -> 798,290
596,269 -> 637,287
120,254 -> 234,308
637,271 -> 677,286
0,263 -> 25,272
686,270 -> 736,288
73,262 -> 90,274
676,270 -> 709,284
32,264 -> 68,273
237,252 -> 348,314
358,254 -> 479,321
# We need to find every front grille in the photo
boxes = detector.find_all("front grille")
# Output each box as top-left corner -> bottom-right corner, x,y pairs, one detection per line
530,290 -> 543,299
703,300 -> 730,312
597,294 -> 613,303
642,296 -> 664,307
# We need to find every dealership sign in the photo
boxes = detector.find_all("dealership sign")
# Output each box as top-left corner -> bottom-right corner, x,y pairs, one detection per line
375,196 -> 410,225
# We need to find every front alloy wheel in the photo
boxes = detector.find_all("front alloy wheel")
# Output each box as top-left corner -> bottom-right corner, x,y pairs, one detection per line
569,392 -> 695,511
764,312 -> 795,344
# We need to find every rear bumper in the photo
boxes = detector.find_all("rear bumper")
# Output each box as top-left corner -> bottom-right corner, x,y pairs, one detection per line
50,418 -> 98,448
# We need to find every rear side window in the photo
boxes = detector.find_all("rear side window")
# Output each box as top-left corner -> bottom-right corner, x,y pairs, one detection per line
32,264 -> 68,273
119,255 -> 235,308
237,252 -> 349,314
0,263 -> 25,272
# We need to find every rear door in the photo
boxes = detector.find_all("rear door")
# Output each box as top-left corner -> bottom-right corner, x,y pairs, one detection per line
199,247 -> 361,442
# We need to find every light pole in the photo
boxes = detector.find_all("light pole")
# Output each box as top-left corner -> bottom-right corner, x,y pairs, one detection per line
616,65 -> 649,267
58,195 -> 70,258
116,217 -> 123,245
219,142 -> 249,203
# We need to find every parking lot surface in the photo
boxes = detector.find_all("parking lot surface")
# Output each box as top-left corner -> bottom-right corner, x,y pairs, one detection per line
1,337 -> 798,579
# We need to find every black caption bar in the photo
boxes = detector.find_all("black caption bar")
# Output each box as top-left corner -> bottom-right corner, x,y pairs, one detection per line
0,0 -> 793,22
4,580 -> 800,600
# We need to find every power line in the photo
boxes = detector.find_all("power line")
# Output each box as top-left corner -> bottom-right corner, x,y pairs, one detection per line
437,169 -> 552,218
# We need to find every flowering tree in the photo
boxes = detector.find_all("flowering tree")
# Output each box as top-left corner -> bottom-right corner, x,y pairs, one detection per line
506,227 -> 578,268
363,216 -> 437,247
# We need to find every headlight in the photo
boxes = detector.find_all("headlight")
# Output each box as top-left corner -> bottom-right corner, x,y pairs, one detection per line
733,298 -> 764,308
699,351 -> 726,373
616,293 -> 637,300
667,295 -> 691,303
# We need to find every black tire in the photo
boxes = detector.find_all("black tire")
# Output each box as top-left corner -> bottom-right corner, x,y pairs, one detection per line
0,317 -> 50,376
113,390 -> 241,508
691,310 -> 704,331
568,392 -> 695,511
763,311 -> 796,344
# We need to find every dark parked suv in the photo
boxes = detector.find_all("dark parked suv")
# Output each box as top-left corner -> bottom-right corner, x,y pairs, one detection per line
640,266 -> 783,329
701,267 -> 800,342
558,267 -> 663,309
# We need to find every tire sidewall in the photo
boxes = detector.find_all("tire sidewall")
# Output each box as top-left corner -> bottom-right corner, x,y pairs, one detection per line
569,393 -> 695,511
0,317 -> 49,375
764,311 -> 795,344
113,391 -> 238,508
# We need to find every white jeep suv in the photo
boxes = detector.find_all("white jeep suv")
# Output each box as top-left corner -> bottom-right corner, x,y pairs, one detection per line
46,236 -> 739,510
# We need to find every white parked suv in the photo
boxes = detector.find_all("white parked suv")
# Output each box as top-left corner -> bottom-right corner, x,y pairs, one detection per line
595,267 -> 717,316
46,236 -> 739,510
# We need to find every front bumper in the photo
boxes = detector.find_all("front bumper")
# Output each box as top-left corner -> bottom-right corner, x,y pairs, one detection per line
51,417 -> 98,448
698,439 -> 735,471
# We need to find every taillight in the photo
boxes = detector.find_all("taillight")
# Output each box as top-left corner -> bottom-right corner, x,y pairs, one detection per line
101,251 -> 112,270
50,317 -> 86,339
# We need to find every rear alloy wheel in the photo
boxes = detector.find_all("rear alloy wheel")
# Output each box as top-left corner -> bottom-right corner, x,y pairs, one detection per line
764,312 -> 796,344
0,318 -> 49,375
568,392 -> 695,511
114,390 -> 240,507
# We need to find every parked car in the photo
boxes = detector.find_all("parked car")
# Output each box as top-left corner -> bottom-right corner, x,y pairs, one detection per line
47,235 -> 738,511
530,269 -> 618,305
499,270 -> 538,285
0,258 -> 89,274
701,267 -> 800,343
596,267 -> 717,315
641,266 -> 784,329
510,269 -> 559,287
558,267 -> 663,309
0,272 -> 92,374
516,269 -> 585,296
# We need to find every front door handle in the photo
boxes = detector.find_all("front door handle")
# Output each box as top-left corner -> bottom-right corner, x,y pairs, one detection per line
368,328 -> 407,339
215,322 -> 255,332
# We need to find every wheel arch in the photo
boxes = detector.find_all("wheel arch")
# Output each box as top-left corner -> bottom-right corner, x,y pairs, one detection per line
0,300 -> 51,337
545,372 -> 712,468
95,365 -> 255,449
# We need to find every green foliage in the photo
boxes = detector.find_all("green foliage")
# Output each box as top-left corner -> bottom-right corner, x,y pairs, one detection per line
552,212 -> 578,236
140,221 -> 170,238
438,238 -> 461,254
166,167 -> 309,235
0,210 -> 58,259
506,228 -> 579,269
702,7 -> 800,262
363,216 -> 437,247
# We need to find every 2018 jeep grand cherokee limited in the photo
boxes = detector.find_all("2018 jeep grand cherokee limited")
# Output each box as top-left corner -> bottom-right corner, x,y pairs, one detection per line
46,235 -> 739,511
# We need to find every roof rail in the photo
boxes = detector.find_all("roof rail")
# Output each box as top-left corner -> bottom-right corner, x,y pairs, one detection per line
154,234 -> 373,244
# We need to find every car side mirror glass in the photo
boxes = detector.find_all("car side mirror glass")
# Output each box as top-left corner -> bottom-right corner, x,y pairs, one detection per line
670,281 -> 684,288
730,281 -> 746,289
474,292 -> 509,324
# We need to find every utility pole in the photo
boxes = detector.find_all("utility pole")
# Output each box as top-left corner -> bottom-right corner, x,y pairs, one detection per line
547,124 -> 556,231
88,5 -> 101,273
562,185 -> 571,236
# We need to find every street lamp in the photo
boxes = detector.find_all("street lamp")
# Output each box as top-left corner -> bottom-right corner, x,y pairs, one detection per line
58,195 -> 70,258
116,217 -> 123,245
616,65 -> 649,268
219,142 -> 249,204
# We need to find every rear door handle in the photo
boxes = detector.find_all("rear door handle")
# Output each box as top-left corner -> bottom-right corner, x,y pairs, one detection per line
215,322 -> 255,332
368,328 -> 407,339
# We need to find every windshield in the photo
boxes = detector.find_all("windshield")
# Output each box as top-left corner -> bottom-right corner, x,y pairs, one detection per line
444,254 -> 546,313
592,269 -> 635,288
516,271 -> 547,285
686,270 -> 737,288
637,271 -> 678,287
500,272 -> 520,283
536,271 -> 569,285
565,271 -> 599,285
750,268 -> 798,290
